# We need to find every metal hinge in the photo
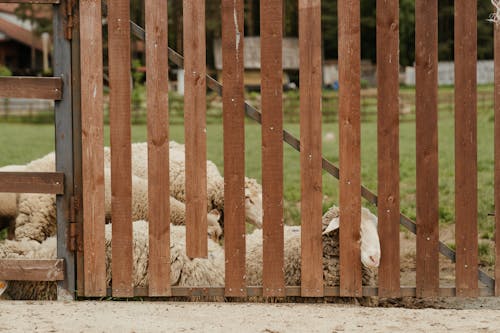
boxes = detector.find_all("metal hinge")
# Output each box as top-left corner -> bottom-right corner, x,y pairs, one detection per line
68,195 -> 79,252
64,0 -> 75,40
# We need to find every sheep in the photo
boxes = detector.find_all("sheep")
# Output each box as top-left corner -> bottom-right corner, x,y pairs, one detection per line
0,164 -> 27,239
116,141 -> 264,229
0,221 -> 225,300
14,164 -> 222,242
242,205 -> 380,304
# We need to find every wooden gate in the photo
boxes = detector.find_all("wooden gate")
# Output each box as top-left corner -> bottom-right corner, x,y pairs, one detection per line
0,0 -> 75,299
71,0 -> 498,299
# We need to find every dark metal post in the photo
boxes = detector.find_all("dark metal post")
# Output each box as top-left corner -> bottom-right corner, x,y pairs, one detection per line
53,0 -> 75,300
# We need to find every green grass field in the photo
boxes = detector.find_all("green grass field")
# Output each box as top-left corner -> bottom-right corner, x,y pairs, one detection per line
0,107 -> 495,236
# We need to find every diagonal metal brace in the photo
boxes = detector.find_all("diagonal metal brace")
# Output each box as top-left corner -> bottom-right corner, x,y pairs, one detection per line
129,21 -> 494,291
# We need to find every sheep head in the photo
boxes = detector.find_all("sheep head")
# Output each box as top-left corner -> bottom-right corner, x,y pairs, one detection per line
323,207 -> 380,268
244,177 -> 263,228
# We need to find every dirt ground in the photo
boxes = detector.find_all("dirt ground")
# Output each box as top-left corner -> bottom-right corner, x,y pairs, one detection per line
1,300 -> 500,332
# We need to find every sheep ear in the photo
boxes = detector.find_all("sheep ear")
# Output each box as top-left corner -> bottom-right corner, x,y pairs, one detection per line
323,217 -> 340,235
0,280 -> 7,296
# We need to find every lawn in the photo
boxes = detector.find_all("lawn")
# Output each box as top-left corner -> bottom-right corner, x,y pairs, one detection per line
0,107 -> 495,235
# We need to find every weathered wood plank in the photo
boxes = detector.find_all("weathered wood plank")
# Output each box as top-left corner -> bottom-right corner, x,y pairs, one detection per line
377,0 -> 400,298
146,0 -> 171,297
71,2 -> 85,298
0,77 -> 62,100
0,172 -> 64,194
104,286 -> 495,298
338,0 -> 362,297
495,23 -> 500,297
299,0 -> 323,298
53,0 -> 75,301
0,259 -> 64,281
261,0 -> 285,298
80,0 -> 106,297
415,0 -> 439,297
222,0 -> 246,297
0,0 -> 59,3
183,0 -> 207,258
454,0 -> 478,297
108,0 -> 133,298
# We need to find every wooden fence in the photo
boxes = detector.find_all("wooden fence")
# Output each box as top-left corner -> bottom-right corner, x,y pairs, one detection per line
0,0 -> 498,300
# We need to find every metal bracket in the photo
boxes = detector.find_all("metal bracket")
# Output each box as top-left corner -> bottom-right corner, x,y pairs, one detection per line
64,0 -> 75,40
68,195 -> 79,252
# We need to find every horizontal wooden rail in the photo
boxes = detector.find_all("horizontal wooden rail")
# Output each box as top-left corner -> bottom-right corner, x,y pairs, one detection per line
0,0 -> 59,3
0,259 -> 64,281
129,21 -> 495,292
0,77 -> 62,100
96,286 -> 494,298
0,172 -> 64,194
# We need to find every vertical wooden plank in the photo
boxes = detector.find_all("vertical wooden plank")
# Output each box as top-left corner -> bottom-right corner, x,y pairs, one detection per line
146,0 -> 171,297
108,0 -> 133,297
299,0 -> 323,297
79,0 -> 106,297
222,0 -> 246,297
338,0 -> 361,297
455,0 -> 478,297
53,0 -> 74,300
495,23 -> 500,297
183,0 -> 207,258
71,2 -> 84,297
261,0 -> 285,298
376,0 -> 400,298
415,0 -> 439,297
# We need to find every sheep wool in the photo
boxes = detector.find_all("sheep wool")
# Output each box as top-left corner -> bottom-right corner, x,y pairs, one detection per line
0,221 -> 224,300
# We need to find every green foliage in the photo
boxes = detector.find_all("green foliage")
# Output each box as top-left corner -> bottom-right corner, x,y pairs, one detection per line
0,66 -> 12,77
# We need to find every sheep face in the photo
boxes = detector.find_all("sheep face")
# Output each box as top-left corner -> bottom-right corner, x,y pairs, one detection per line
323,207 -> 380,268
244,178 -> 263,228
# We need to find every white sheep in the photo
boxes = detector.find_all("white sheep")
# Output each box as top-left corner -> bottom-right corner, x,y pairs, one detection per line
243,205 -> 379,303
0,221 -> 225,300
14,162 -> 222,242
0,164 -> 27,239
118,141 -> 264,229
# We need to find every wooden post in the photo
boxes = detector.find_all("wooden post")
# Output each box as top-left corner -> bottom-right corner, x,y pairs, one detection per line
377,0 -> 400,297
53,0 -> 74,300
338,0 -> 362,297
79,0 -> 106,297
299,0 -> 323,297
415,0 -> 439,297
222,0 -> 246,297
495,21 -> 500,297
183,0 -> 208,258
261,0 -> 285,298
146,0 -> 171,296
455,0 -> 478,297
108,0 -> 133,297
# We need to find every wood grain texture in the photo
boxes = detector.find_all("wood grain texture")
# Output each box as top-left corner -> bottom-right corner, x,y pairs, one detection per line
299,0 -> 323,297
146,0 -> 171,297
0,172 -> 64,194
261,0 -> 285,298
0,259 -> 64,281
415,0 -> 439,297
108,0 -> 133,298
71,2 -> 84,297
0,0 -> 59,3
222,0 -> 246,297
376,0 -> 400,298
454,0 -> 478,297
0,77 -> 62,99
495,24 -> 500,297
80,0 -> 106,297
183,0 -> 207,258
53,0 -> 75,300
338,0 -> 362,297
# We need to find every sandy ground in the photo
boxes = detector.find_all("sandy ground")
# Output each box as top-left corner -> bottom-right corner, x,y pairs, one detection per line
1,301 -> 500,333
